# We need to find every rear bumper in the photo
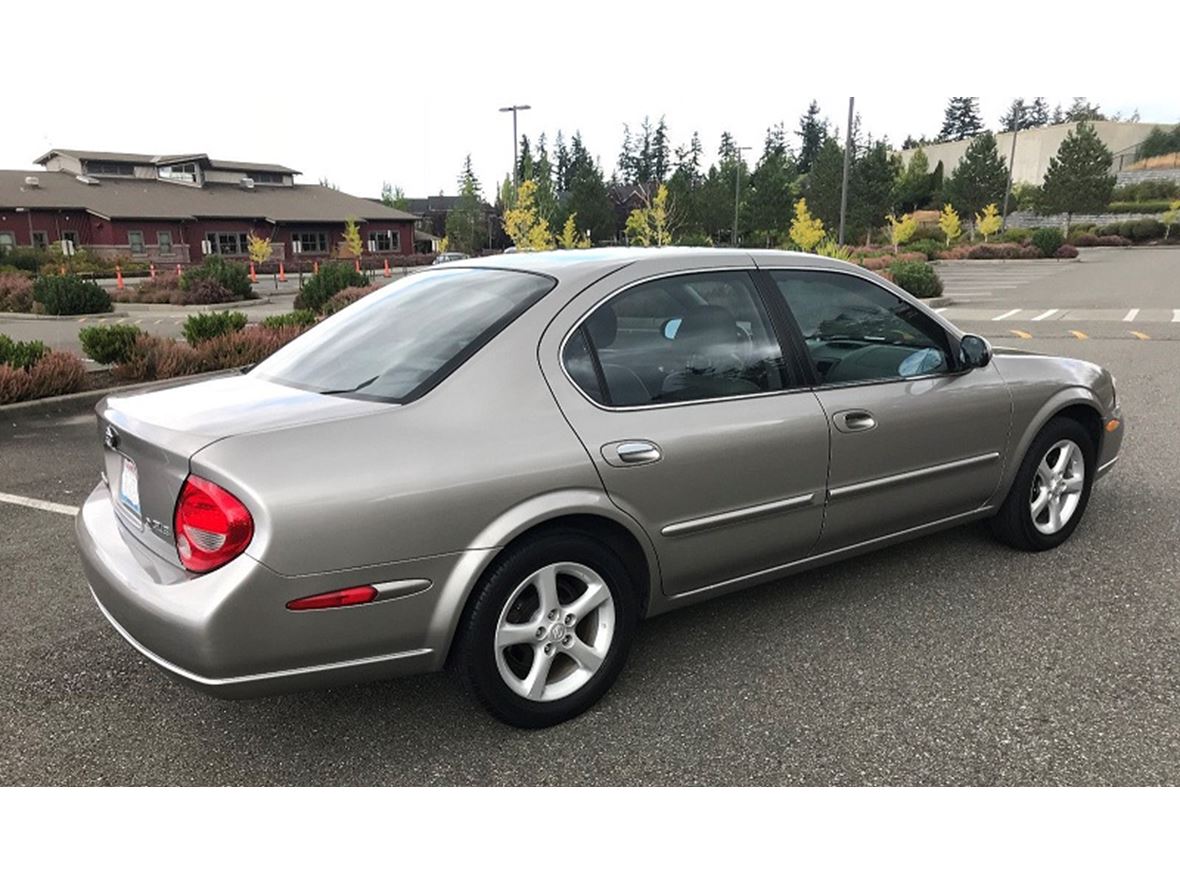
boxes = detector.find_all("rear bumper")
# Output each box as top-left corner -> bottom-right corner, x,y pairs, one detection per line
75,483 -> 452,698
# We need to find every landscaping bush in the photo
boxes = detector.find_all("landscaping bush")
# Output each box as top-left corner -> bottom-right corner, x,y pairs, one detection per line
888,260 -> 943,298
79,324 -> 141,365
32,274 -> 111,315
0,333 -> 48,370
182,310 -> 248,346
1,248 -> 46,274
1113,180 -> 1180,202
261,309 -> 317,329
907,238 -> 944,260
1130,218 -> 1166,242
1069,233 -> 1100,247
1096,235 -> 1132,246
112,334 -> 205,383
295,262 -> 369,313
964,243 -> 1041,260
321,285 -> 377,316
1030,228 -> 1065,258
113,325 -> 303,383
0,350 -> 86,404
1108,200 -> 1174,215
180,255 -> 253,299
122,276 -> 185,304
996,227 -> 1033,244
1055,244 -> 1080,259
0,271 -> 35,312
195,325 -> 302,370
1096,223 -> 1122,237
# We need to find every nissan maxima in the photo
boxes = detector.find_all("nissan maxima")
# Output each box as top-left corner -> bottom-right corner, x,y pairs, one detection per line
76,248 -> 1123,728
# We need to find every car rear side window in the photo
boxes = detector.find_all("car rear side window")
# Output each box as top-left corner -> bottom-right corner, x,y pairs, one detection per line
768,270 -> 954,385
563,271 -> 787,407
253,268 -> 554,403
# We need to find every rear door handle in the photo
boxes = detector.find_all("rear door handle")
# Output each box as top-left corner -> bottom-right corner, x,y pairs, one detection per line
833,409 -> 877,433
602,440 -> 662,467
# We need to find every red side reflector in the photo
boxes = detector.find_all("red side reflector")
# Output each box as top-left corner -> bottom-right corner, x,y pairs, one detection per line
286,585 -> 378,611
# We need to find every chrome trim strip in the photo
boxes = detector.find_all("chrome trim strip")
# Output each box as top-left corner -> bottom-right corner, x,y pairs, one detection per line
372,578 -> 432,600
662,493 -> 816,537
1097,455 -> 1119,477
91,590 -> 432,687
828,451 -> 1001,500
674,506 -> 992,599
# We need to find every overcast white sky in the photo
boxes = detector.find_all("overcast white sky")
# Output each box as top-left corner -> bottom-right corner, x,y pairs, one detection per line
4,1 -> 1175,199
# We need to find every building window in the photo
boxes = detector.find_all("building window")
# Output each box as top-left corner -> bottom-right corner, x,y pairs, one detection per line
86,161 -> 134,176
0,232 -> 15,254
128,231 -> 145,254
157,232 -> 173,255
294,231 -> 328,254
250,172 -> 283,184
367,229 -> 399,252
61,231 -> 78,246
207,232 -> 248,255
31,231 -> 48,250
160,163 -> 199,183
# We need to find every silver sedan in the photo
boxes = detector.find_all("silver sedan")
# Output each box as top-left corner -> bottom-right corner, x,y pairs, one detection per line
76,248 -> 1124,728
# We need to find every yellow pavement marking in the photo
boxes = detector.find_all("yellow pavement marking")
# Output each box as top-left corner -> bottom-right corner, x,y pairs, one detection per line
1130,331 -> 1151,340
1069,330 -> 1088,340
1009,329 -> 1033,340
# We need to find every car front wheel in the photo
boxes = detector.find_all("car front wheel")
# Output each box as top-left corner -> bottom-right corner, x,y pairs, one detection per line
454,531 -> 638,728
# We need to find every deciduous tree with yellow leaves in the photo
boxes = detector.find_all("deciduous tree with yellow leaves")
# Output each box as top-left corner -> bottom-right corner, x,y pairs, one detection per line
558,213 -> 591,249
247,231 -> 273,266
503,179 -> 554,251
975,203 -> 1002,242
341,218 -> 363,260
885,213 -> 918,254
939,203 -> 962,246
788,198 -> 825,252
625,184 -> 675,247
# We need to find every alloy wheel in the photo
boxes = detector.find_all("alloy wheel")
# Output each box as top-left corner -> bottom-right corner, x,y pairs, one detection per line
494,562 -> 615,702
1029,439 -> 1085,535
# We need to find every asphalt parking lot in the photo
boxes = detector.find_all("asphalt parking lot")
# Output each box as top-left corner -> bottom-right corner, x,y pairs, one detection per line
1,253 -> 1177,786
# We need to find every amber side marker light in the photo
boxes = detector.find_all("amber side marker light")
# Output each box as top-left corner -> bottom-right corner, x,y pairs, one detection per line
287,586 -> 378,611
1105,419 -> 1121,433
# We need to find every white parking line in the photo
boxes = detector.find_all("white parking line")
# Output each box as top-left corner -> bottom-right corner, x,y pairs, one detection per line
1031,309 -> 1059,321
992,309 -> 1020,321
1174,309 -> 1180,323
0,492 -> 79,517
1123,309 -> 1139,322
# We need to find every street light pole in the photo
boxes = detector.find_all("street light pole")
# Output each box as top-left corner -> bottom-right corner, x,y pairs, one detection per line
499,104 -> 531,199
733,144 -> 752,246
838,97 -> 854,246
1001,108 -> 1021,231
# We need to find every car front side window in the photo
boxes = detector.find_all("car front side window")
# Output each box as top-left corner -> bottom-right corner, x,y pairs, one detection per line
563,271 -> 787,407
769,270 -> 953,386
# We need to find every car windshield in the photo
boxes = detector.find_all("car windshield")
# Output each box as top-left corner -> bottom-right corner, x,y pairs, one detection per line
253,267 -> 554,402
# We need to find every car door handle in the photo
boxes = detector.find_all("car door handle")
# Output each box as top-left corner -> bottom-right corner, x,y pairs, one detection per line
602,440 -> 662,467
833,409 -> 877,433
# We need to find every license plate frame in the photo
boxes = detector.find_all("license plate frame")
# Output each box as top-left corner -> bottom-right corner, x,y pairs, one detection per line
118,455 -> 141,517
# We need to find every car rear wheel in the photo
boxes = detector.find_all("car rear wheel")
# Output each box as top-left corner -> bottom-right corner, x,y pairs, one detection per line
989,416 -> 1095,551
454,531 -> 638,728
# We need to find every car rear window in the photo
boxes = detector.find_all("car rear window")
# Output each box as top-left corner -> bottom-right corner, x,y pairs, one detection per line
252,267 -> 554,403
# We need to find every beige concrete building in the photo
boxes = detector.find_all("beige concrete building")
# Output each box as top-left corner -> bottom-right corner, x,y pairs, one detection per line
898,120 -> 1164,185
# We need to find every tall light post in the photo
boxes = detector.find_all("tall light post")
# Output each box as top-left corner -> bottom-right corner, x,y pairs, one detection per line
1000,106 -> 1021,231
838,97 -> 854,245
499,104 -> 531,198
732,144 -> 752,246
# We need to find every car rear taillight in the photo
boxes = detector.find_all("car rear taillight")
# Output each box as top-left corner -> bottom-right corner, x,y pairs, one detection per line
174,475 -> 254,573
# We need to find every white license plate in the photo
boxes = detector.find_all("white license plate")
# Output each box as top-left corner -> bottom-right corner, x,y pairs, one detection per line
118,456 -> 141,516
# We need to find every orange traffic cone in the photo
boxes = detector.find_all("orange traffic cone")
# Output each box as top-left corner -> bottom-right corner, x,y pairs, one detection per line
249,262 -> 257,283
278,261 -> 286,282
149,263 -> 156,280
116,264 -> 125,291
383,258 -> 391,278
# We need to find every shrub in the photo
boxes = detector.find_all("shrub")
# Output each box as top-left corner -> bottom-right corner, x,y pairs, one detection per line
321,284 -> 377,316
1108,200 -> 1174,215
1096,235 -> 1132,246
0,364 -> 33,404
181,255 -> 253,299
1055,244 -> 1080,259
964,243 -> 1040,260
79,324 -> 141,364
1130,218 -> 1165,242
121,276 -> 184,304
112,334 -> 204,383
261,309 -> 317,329
0,333 -> 48,369
0,350 -> 86,404
1096,223 -> 1122,237
295,262 -> 369,313
0,271 -> 35,312
1030,228 -> 1065,257
182,310 -> 248,346
32,274 -> 111,315
1,248 -> 46,274
1113,180 -> 1180,202
1117,220 -> 1137,239
195,325 -> 302,370
1070,233 -> 1100,247
888,260 -> 943,298
995,227 -> 1032,244
907,238 -> 944,260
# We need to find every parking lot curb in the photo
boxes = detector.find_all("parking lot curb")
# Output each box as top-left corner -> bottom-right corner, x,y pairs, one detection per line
115,297 -> 274,312
0,310 -> 129,322
0,369 -> 238,420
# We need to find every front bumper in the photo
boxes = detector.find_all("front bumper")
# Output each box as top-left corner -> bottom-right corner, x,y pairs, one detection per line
1096,408 -> 1124,480
76,483 -> 455,698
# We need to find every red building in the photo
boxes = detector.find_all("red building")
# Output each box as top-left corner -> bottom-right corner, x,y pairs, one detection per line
0,149 -> 419,264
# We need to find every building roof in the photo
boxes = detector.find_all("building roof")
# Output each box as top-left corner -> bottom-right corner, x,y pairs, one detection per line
32,149 -> 301,176
0,170 -> 418,223
403,195 -> 496,213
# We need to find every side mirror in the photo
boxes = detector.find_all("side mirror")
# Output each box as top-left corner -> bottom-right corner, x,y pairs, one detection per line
959,334 -> 992,369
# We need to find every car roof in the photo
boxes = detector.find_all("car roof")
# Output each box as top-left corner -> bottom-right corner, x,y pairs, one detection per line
445,246 -> 857,276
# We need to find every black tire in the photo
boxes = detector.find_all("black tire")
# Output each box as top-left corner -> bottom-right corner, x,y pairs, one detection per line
453,530 -> 639,729
989,416 -> 1096,551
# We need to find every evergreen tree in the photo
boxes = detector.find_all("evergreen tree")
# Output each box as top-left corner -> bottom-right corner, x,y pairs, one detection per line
747,123 -> 797,245
1136,124 -> 1180,160
802,136 -> 845,231
554,130 -> 570,193
651,116 -> 671,183
944,132 -> 1009,224
532,134 -> 557,228
517,135 -> 534,183
895,148 -> 937,212
1051,104 -> 1065,125
565,149 -> 615,242
446,155 -> 485,254
717,131 -> 738,165
1041,121 -> 1115,235
1027,97 -> 1050,127
1000,99 -> 1035,132
938,97 -> 984,142
848,140 -> 900,243
1065,97 -> 1105,122
796,100 -> 825,174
